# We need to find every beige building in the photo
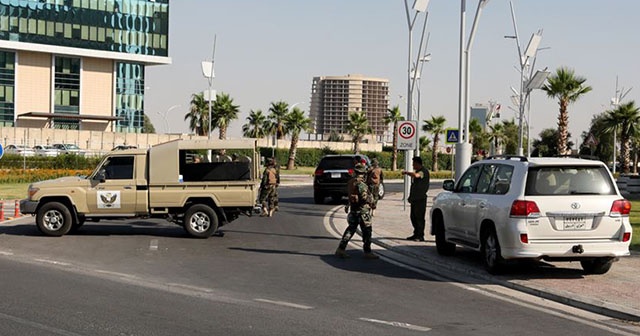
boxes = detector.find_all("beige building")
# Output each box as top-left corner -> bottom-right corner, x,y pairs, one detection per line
0,1 -> 170,135
309,74 -> 389,138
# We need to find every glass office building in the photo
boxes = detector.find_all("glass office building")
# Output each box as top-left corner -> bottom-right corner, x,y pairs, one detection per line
0,0 -> 170,133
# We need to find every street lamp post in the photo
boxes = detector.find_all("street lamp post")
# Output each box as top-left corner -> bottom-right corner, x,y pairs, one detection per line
158,104 -> 181,134
201,36 -> 217,140
456,0 -> 490,181
403,0 -> 430,209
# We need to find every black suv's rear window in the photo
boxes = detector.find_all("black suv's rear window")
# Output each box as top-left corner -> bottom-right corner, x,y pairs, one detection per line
318,156 -> 366,170
525,166 -> 616,196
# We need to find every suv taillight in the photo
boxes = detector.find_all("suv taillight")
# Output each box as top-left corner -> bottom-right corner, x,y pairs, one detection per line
314,169 -> 324,176
348,169 -> 354,176
510,200 -> 540,217
610,199 -> 631,216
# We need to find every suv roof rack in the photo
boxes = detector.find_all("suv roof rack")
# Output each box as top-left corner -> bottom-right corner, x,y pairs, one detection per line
553,154 -> 600,161
484,155 -> 528,162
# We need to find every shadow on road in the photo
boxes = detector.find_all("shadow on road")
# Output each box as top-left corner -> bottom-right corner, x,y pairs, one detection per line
228,247 -> 431,281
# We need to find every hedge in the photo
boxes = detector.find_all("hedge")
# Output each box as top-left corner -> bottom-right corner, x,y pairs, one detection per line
0,154 -> 101,170
0,168 -> 94,184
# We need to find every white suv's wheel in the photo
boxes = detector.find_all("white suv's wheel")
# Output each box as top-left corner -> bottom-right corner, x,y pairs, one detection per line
433,213 -> 455,256
482,227 -> 504,274
581,257 -> 614,275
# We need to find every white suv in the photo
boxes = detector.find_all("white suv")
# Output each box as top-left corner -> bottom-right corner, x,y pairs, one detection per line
431,156 -> 632,274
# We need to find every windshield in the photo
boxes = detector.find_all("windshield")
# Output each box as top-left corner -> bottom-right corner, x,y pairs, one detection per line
65,144 -> 80,150
318,156 -> 368,170
526,166 -> 616,196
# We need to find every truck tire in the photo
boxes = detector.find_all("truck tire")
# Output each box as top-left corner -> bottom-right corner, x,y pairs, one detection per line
36,202 -> 72,237
313,191 -> 324,204
581,257 -> 614,275
184,204 -> 219,238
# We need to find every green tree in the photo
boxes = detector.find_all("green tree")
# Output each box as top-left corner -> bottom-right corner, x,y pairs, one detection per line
184,92 -> 208,136
541,67 -> 592,155
346,111 -> 372,154
488,122 -> 506,155
142,114 -> 156,134
601,101 -> 640,174
242,109 -> 267,138
268,101 -> 290,140
422,115 -> 446,172
580,113 -> 613,162
211,92 -> 240,140
532,128 -> 574,157
470,118 -> 489,156
419,135 -> 431,155
283,107 -> 312,170
501,119 -> 520,155
383,105 -> 405,171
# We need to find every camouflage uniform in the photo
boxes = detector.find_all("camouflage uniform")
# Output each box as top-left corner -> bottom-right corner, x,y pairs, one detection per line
260,159 -> 278,216
272,159 -> 280,211
335,163 -> 378,259
367,159 -> 383,211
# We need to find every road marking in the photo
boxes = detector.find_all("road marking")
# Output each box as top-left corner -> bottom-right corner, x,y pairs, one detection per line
359,318 -> 431,332
149,239 -> 159,251
0,311 -> 83,336
254,298 -> 314,310
0,251 -> 14,256
33,259 -> 71,266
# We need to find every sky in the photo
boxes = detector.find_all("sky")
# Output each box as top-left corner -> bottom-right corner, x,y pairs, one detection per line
145,0 -> 640,147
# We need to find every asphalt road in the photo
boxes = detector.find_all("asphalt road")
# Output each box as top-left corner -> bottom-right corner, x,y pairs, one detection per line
0,184 -> 634,335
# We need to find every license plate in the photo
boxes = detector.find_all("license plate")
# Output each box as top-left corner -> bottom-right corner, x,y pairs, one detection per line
562,216 -> 589,230
331,173 -> 341,178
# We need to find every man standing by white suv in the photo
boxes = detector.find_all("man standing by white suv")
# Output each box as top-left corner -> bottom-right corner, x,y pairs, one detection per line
403,156 -> 430,242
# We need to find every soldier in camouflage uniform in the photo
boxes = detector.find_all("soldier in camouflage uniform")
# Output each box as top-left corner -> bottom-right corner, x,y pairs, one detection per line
366,158 -> 383,215
272,157 -> 281,212
259,158 -> 279,217
335,163 -> 379,259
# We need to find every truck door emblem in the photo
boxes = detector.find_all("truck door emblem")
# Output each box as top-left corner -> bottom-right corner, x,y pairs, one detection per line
98,191 -> 121,209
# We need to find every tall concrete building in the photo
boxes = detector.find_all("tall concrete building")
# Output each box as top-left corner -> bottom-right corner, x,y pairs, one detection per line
0,0 -> 170,133
309,74 -> 389,137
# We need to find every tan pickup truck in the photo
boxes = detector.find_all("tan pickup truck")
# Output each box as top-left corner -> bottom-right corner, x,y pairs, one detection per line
20,139 -> 260,238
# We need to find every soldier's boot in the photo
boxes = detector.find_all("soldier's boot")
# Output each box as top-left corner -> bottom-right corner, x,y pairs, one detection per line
335,247 -> 350,259
274,205 -> 279,212
363,252 -> 379,260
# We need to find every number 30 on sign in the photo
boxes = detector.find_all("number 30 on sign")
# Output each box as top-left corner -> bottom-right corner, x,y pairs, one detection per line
396,121 -> 417,150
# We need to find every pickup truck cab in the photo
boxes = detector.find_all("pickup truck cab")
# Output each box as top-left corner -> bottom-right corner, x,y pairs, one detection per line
20,139 -> 260,238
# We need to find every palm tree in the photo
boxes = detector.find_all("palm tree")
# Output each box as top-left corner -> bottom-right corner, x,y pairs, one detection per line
242,109 -> 267,138
422,115 -> 446,172
283,107 -> 312,170
383,105 -> 404,171
268,101 -> 290,140
346,112 -> 372,154
488,122 -> 506,155
211,92 -> 240,140
541,67 -> 592,155
419,135 -> 431,155
184,93 -> 208,136
601,101 -> 640,174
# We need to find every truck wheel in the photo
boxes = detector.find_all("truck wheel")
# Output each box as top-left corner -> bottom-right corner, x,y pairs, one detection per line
184,204 -> 219,238
434,214 -> 455,256
482,227 -> 504,275
36,202 -> 72,237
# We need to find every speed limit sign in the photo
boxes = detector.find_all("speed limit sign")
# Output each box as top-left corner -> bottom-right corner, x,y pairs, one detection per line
396,121 -> 417,150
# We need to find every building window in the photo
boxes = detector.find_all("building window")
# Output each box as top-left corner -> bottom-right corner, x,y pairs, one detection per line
0,1 -> 169,57
0,51 -> 14,127
54,56 -> 80,130
115,62 -> 145,133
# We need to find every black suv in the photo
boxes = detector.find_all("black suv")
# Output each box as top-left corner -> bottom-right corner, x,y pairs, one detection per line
313,154 -> 384,204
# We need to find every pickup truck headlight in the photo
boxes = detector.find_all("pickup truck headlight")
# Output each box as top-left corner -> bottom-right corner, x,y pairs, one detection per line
27,186 -> 39,200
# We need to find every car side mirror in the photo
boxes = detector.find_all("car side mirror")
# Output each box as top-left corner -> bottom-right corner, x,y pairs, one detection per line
442,179 -> 455,191
95,169 -> 106,183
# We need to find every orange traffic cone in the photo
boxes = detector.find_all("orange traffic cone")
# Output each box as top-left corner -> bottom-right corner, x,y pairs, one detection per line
14,200 -> 20,218
0,201 -> 4,221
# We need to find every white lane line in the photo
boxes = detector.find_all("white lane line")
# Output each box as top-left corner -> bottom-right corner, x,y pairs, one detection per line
359,318 -> 431,332
149,239 -> 159,251
33,259 -> 71,266
0,311 -> 83,336
254,298 -> 314,310
0,251 -> 14,256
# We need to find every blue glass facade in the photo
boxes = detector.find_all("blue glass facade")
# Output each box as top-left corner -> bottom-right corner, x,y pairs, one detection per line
0,0 -> 169,57
115,62 -> 144,133
0,50 -> 14,127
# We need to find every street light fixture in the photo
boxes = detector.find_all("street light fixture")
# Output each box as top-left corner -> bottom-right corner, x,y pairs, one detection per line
456,0 -> 490,181
403,0 -> 431,209
157,104 -> 181,134
201,36 -> 217,140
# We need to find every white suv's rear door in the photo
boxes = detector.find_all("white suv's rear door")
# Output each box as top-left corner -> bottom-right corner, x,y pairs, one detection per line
524,165 -> 625,240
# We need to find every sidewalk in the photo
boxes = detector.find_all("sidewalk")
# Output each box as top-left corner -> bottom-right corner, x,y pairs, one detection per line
361,189 -> 640,321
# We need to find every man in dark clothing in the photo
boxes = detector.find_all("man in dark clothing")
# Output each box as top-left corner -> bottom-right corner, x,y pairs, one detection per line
335,163 -> 379,259
402,156 -> 430,242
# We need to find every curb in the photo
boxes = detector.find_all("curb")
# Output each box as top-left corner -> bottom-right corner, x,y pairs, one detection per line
327,204 -> 640,322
